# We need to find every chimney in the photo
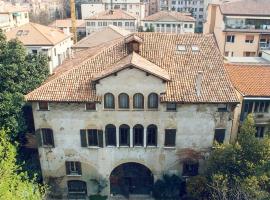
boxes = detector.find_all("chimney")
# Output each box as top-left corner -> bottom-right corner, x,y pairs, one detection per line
196,71 -> 203,97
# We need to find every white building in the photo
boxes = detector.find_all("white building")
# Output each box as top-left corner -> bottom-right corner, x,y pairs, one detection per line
81,3 -> 105,19
26,33 -> 239,199
142,10 -> 195,33
0,1 -> 29,32
5,23 -> 72,73
85,9 -> 137,35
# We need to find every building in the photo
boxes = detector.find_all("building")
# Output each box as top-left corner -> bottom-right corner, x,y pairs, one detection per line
72,25 -> 130,51
49,19 -> 86,40
81,3 -> 105,19
159,0 -> 205,32
0,1 -> 29,32
85,9 -> 137,35
204,0 -> 270,57
5,23 -> 72,73
142,10 -> 195,33
147,0 -> 159,15
25,32 -> 238,198
225,59 -> 270,141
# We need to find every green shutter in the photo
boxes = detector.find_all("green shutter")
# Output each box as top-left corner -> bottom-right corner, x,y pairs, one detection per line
80,130 -> 87,147
98,130 -> 104,147
76,162 -> 82,175
65,161 -> 70,175
36,129 -> 42,147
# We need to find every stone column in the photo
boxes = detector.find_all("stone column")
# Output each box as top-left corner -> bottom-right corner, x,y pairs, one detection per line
130,127 -> 133,147
116,127 -> 120,147
144,127 -> 147,148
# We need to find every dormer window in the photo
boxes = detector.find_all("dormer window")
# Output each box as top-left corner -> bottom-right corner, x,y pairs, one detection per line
38,102 -> 49,111
191,45 -> 199,52
125,35 -> 143,53
85,103 -> 96,111
177,45 -> 186,52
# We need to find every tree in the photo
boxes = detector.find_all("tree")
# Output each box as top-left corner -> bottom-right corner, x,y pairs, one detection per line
0,129 -> 47,199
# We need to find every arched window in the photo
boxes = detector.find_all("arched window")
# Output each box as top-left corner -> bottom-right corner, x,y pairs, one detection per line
119,124 -> 130,146
148,93 -> 158,109
118,93 -> 129,109
147,124 -> 157,146
67,180 -> 87,197
105,124 -> 116,146
133,124 -> 144,146
133,93 -> 144,109
104,93 -> 115,109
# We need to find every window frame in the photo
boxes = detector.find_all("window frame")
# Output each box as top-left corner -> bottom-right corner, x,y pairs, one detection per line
255,126 -> 265,138
38,102 -> 49,111
87,129 -> 99,147
104,93 -> 115,109
214,129 -> 226,144
182,161 -> 199,177
118,93 -> 129,109
66,161 -> 82,176
133,93 -> 144,109
147,124 -> 157,146
105,124 -> 116,146
133,124 -> 144,147
164,129 -> 176,147
119,124 -> 130,147
67,180 -> 87,197
85,102 -> 96,111
148,93 -> 159,109
40,128 -> 54,147
226,35 -> 235,43
166,102 -> 177,111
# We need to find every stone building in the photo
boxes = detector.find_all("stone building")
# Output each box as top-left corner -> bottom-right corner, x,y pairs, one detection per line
26,33 -> 238,198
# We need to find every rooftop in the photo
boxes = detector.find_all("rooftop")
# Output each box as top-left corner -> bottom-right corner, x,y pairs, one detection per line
142,11 -> 195,22
25,33 -> 238,103
225,64 -> 270,97
49,19 -> 85,28
5,23 -> 71,46
86,9 -> 136,20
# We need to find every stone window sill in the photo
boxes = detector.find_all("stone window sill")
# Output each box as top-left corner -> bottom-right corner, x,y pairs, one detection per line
163,146 -> 176,150
67,174 -> 82,177
87,146 -> 100,149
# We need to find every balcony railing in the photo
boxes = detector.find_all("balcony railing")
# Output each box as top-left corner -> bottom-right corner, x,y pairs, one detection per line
259,42 -> 270,50
225,24 -> 270,30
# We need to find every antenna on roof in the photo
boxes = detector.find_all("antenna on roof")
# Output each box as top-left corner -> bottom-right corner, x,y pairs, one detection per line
196,71 -> 203,97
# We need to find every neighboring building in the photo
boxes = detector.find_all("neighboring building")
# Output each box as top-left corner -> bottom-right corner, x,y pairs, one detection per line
159,0 -> 205,32
204,0 -> 270,57
5,23 -> 72,73
0,1 -> 29,32
225,60 -> 270,141
25,32 -> 238,198
85,9 -> 137,35
147,0 -> 159,15
49,19 -> 86,39
142,10 -> 195,33
81,3 -> 105,19
72,25 -> 130,51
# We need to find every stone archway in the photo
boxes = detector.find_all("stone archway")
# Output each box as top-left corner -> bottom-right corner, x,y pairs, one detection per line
110,162 -> 154,196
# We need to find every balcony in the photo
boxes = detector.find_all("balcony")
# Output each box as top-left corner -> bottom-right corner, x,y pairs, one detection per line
259,42 -> 270,50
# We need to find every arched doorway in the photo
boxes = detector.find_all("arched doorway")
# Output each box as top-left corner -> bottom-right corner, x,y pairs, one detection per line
110,162 -> 154,196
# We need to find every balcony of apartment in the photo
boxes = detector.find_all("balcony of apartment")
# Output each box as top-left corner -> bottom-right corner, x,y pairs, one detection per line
259,35 -> 270,50
224,17 -> 270,33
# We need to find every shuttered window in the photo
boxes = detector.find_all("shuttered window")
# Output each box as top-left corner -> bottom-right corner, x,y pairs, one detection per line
164,129 -> 176,147
214,129 -> 226,144
147,125 -> 157,146
66,161 -> 82,175
36,128 -> 54,147
80,129 -> 103,147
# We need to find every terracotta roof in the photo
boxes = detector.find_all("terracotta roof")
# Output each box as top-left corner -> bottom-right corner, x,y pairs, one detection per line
86,9 -> 136,20
93,52 -> 170,81
225,64 -> 270,97
73,25 -> 130,49
220,0 -> 270,16
49,19 -> 85,28
26,33 -> 238,103
5,23 -> 71,46
142,11 -> 195,22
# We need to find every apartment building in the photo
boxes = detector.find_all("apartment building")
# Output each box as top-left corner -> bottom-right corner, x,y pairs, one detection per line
85,9 -> 137,35
204,0 -> 270,57
159,0 -> 204,32
81,3 -> 105,19
142,10 -> 195,33
5,23 -> 72,73
25,32 -> 238,198
0,1 -> 29,32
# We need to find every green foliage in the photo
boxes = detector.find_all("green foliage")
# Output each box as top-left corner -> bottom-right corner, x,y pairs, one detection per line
0,129 -> 47,200
89,195 -> 107,200
152,174 -> 185,200
186,175 -> 208,200
146,24 -> 155,32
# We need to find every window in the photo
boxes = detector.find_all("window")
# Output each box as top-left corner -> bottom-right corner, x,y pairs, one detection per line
254,101 -> 269,113
130,22 -> 135,26
36,128 -> 54,147
80,129 -> 103,147
98,22 -> 102,26
217,104 -> 228,112
214,129 -> 225,144
133,93 -> 144,109
66,161 -> 82,175
133,124 -> 144,146
103,22 -> 107,26
226,35 -> 235,43
125,22 -> 129,26
118,22 -> 122,26
184,24 -> 188,28
38,102 -> 49,110
32,49 -> 37,54
166,103 -> 176,111
105,124 -> 116,146
91,22 -> 95,26
113,22 -> 117,26
191,45 -> 199,52
54,48 -> 56,56
147,124 -> 157,146
118,93 -> 129,109
255,126 -> 265,138
148,93 -> 158,109
182,161 -> 199,176
244,52 -> 256,57
245,35 -> 254,43
104,93 -> 115,109
164,129 -> 176,147
67,180 -> 87,198
189,24 -> 193,28
177,45 -> 186,51
119,124 -> 130,146
85,103 -> 96,111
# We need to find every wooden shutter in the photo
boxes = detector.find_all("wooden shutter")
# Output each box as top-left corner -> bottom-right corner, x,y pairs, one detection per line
50,129 -> 55,148
80,130 -> 87,147
76,162 -> 82,175
65,161 -> 70,175
98,130 -> 104,147
35,129 -> 42,147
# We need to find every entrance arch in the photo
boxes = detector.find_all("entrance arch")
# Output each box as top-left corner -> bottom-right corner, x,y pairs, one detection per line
110,162 -> 154,196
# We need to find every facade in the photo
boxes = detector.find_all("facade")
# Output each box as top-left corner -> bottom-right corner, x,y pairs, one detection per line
26,33 -> 239,198
225,62 -> 270,141
49,19 -> 86,39
159,0 -> 204,32
5,23 -> 72,73
0,1 -> 29,32
142,10 -> 195,33
81,3 -> 105,19
85,9 -> 137,35
204,0 -> 270,57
